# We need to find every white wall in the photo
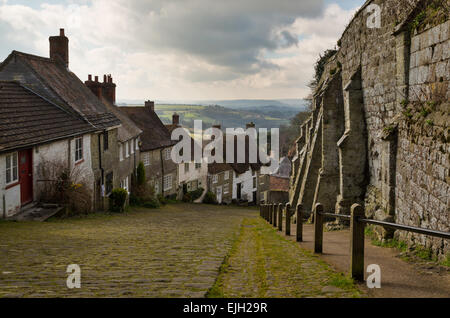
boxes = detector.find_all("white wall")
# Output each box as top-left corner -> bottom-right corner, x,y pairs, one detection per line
232,168 -> 258,202
178,158 -> 208,190
0,152 -> 21,218
1,134 -> 95,218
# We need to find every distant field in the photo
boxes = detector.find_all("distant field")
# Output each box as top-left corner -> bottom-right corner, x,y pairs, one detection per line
151,104 -> 295,130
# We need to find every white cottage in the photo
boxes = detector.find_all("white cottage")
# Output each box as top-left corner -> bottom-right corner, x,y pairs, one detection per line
0,81 -> 97,218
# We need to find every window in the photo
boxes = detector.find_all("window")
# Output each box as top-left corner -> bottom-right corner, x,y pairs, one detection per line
212,174 -> 218,184
252,169 -> 256,176
143,152 -> 150,166
195,163 -> 201,169
120,177 -> 129,193
125,141 -> 130,158
103,131 -> 109,151
253,177 -> 257,189
163,175 -> 173,191
105,172 -> 113,195
224,171 -> 229,180
185,162 -> 190,172
75,137 -> 83,162
119,143 -> 124,161
223,183 -> 229,194
5,152 -> 18,185
135,138 -> 139,150
164,148 -> 171,160
130,139 -> 134,155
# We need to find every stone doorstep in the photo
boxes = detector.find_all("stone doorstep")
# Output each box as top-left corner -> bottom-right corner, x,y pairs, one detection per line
7,203 -> 65,222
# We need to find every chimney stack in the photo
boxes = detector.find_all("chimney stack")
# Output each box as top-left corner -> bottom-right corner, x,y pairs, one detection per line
49,28 -> 69,68
85,74 -> 102,99
246,122 -> 255,129
172,113 -> 180,125
102,74 -> 116,105
145,100 -> 155,112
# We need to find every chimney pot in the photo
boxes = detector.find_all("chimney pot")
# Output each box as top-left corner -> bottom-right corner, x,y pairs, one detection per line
88,74 -> 92,81
103,75 -> 107,83
95,76 -> 98,82
60,28 -> 65,36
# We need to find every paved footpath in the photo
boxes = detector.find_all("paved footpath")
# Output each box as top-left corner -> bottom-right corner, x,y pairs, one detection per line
0,204 -> 361,298
279,220 -> 450,298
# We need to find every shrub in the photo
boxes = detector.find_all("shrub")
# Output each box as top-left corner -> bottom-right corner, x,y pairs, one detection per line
109,188 -> 128,213
182,192 -> 192,203
158,194 -> 167,205
137,161 -> 146,186
203,191 -> 218,204
190,187 -> 204,201
37,159 -> 92,216
142,198 -> 160,209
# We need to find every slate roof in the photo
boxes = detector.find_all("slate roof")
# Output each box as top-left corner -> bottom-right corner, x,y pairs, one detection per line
0,81 -> 95,153
119,106 -> 176,151
208,163 -> 233,174
99,97 -> 142,142
0,51 -> 121,129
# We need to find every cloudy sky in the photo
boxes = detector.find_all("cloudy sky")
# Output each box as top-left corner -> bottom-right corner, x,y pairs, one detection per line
0,0 -> 364,101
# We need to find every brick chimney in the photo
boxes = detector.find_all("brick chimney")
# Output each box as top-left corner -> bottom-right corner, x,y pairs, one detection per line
172,113 -> 180,125
49,28 -> 69,68
145,100 -> 155,112
85,74 -> 102,99
102,74 -> 116,105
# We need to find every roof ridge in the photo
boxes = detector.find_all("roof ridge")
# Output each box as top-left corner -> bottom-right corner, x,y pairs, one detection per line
12,50 -> 52,63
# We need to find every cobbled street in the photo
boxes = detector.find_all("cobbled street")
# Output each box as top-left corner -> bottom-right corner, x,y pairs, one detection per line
0,204 -> 360,298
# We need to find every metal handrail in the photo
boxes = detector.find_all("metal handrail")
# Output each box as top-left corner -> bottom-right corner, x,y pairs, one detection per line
359,218 -> 450,240
320,212 -> 351,220
317,211 -> 450,240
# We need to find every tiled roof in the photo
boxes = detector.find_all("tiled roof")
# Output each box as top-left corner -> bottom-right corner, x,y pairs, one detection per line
0,81 -> 95,153
119,106 -> 176,151
0,51 -> 121,129
269,176 -> 289,192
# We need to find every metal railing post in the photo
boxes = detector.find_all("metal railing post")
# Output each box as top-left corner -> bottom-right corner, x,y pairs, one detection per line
314,203 -> 324,253
350,204 -> 365,281
285,203 -> 291,236
296,204 -> 303,242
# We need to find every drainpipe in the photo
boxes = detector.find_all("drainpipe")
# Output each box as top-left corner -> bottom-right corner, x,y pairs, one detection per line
98,133 -> 104,209
2,194 -> 5,219
160,148 -> 165,197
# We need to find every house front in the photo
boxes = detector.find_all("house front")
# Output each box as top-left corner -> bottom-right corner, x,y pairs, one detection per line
120,101 -> 178,198
231,164 -> 260,204
207,163 -> 234,204
0,81 -> 96,218
0,29 -> 122,212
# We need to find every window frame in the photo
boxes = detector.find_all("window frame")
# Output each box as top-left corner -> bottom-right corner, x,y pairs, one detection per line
163,174 -> 173,191
185,162 -> 190,173
212,174 -> 218,184
224,171 -> 229,180
5,152 -> 18,185
143,152 -> 150,166
75,137 -> 83,163
119,143 -> 124,161
103,131 -> 109,151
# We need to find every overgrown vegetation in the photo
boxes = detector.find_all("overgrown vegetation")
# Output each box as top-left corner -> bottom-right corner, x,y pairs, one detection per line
109,188 -> 128,213
37,159 -> 92,216
203,191 -> 218,204
129,161 -> 159,208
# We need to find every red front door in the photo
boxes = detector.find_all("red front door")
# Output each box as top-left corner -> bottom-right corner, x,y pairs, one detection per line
19,149 -> 33,205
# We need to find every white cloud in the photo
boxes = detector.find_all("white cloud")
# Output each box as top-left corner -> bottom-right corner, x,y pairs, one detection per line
0,0 -> 361,100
